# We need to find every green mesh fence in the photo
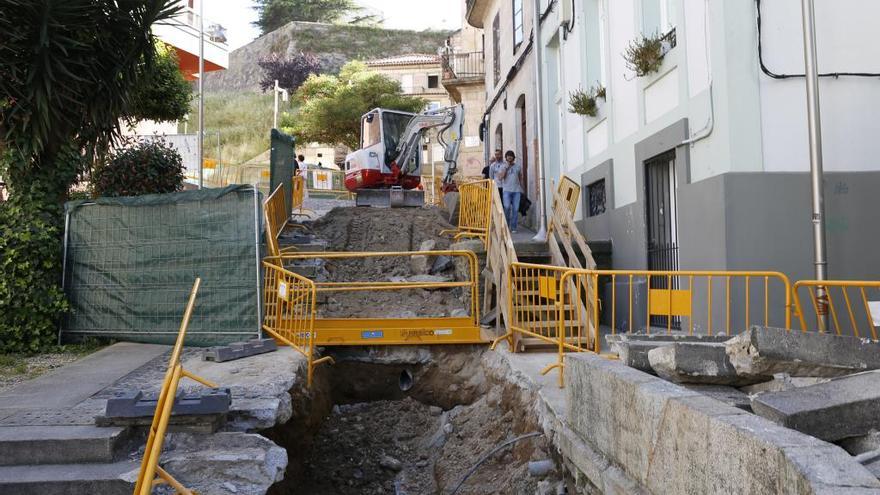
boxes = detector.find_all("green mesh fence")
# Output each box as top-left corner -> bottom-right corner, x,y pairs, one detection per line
60,185 -> 263,346
270,128 -> 296,217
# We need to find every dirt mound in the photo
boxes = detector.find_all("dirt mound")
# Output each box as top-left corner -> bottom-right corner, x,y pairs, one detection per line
310,206 -> 468,318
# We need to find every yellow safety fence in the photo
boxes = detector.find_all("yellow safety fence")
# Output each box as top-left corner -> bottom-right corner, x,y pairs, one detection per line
291,175 -> 313,218
441,179 -> 493,248
503,266 -> 793,387
134,279 -> 219,495
262,261 -> 333,386
264,250 -> 485,346
264,184 -> 298,258
793,280 -> 880,339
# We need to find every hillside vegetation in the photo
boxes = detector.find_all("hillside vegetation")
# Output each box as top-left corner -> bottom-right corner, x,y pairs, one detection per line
204,21 -> 452,93
192,91 -> 277,166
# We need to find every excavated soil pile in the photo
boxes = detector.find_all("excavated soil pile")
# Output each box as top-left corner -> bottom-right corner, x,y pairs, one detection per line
309,206 -> 470,318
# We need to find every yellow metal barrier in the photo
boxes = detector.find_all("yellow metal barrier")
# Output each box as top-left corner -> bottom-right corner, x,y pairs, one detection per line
264,250 -> 485,345
502,267 -> 793,387
585,269 -> 792,338
441,179 -> 493,248
264,183 -> 312,258
493,262 -> 598,387
291,175 -> 314,218
793,280 -> 880,339
134,279 -> 218,495
262,261 -> 333,386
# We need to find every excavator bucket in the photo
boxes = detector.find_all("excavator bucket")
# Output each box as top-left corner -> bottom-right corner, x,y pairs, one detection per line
355,187 -> 425,207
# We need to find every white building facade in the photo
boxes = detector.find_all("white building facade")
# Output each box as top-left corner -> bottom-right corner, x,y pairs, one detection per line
536,0 -> 880,290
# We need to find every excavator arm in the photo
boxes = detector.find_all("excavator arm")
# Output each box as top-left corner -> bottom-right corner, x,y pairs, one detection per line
392,104 -> 464,185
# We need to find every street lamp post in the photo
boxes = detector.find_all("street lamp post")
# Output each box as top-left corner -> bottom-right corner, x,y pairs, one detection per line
197,0 -> 205,189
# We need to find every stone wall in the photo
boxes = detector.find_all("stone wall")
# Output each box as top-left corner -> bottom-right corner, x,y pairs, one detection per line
565,353 -> 880,494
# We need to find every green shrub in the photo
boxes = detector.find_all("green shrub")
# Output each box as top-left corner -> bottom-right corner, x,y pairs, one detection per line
568,85 -> 606,117
92,138 -> 184,197
0,201 -> 69,353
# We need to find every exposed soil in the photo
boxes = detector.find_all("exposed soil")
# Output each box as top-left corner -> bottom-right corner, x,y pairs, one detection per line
308,206 -> 470,318
267,348 -> 561,495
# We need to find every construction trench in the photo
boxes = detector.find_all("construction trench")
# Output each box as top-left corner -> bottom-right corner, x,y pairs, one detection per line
260,205 -> 563,495
146,201 -> 880,495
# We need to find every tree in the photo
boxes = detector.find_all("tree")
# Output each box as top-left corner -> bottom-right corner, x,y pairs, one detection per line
253,0 -> 356,34
129,42 -> 193,123
284,61 -> 426,150
0,0 -> 179,352
0,0 -> 181,205
258,52 -> 322,93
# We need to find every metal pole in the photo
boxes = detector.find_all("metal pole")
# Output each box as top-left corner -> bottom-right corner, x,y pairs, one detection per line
430,137 -> 436,204
800,0 -> 829,327
197,0 -> 205,189
532,0 -> 548,242
273,79 -> 279,129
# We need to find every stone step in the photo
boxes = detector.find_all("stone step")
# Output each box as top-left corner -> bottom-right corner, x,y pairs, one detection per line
0,460 -> 138,495
0,426 -> 130,466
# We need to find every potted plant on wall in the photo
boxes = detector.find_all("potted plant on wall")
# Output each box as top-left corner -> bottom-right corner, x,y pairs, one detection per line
623,32 -> 672,77
568,85 -> 606,118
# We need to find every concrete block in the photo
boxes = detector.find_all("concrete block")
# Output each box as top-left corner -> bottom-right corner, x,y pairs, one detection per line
648,342 -> 769,386
0,460 -> 137,495
203,339 -> 277,363
608,334 -> 733,373
739,374 -> 831,395
752,370 -> 880,442
682,385 -> 752,411
727,326 -> 880,378
838,431 -> 880,456
565,353 -> 880,494
103,388 -> 231,419
0,426 -> 129,466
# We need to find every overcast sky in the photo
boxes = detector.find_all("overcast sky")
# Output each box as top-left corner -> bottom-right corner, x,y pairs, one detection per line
207,0 -> 464,50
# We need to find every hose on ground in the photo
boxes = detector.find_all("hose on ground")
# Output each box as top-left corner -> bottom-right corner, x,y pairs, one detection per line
447,431 -> 543,495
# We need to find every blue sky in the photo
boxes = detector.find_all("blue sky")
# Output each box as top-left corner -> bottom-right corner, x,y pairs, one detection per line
208,0 -> 464,50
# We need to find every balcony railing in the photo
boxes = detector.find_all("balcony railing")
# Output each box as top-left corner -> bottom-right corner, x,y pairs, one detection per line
441,51 -> 485,81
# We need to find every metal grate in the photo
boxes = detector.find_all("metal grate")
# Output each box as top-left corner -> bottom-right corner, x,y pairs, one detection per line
644,150 -> 680,329
587,179 -> 606,217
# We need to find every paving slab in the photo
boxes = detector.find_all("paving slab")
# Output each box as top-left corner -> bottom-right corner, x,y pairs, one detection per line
648,342 -> 770,386
0,343 -> 169,411
752,370 -> 880,442
727,326 -> 880,378
0,460 -> 138,495
607,333 -> 733,373
0,425 -> 128,466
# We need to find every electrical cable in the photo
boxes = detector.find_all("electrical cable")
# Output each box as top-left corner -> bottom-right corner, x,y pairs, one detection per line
756,0 -> 880,79
446,431 -> 543,495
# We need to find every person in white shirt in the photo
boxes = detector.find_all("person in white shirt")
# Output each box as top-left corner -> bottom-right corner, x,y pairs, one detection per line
498,150 -> 524,232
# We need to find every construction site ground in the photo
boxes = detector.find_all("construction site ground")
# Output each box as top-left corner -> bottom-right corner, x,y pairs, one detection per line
2,197 -> 879,495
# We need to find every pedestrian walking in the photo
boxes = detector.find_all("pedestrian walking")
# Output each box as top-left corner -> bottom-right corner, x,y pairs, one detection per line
487,148 -> 505,195
498,150 -> 524,232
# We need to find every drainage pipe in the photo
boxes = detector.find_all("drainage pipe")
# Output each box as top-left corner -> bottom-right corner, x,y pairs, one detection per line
531,0 -> 548,242
799,0 -> 829,328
